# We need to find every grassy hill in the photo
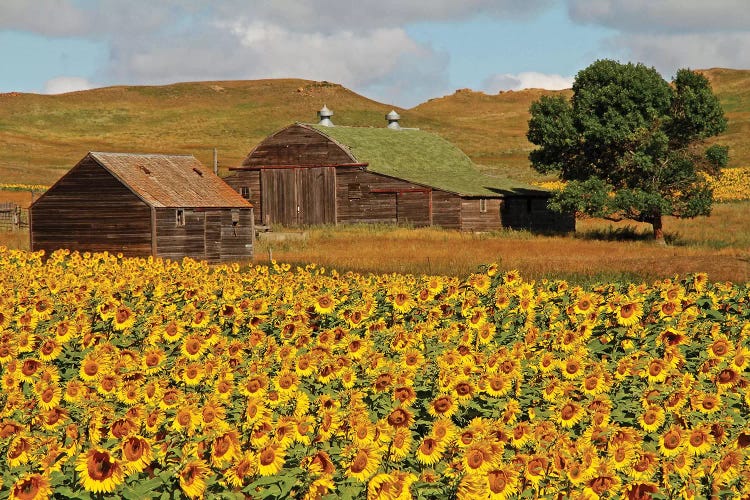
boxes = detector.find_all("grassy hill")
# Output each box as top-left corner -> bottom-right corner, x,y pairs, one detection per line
0,69 -> 747,186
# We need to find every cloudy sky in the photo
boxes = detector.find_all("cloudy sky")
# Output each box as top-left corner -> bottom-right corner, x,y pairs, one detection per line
1,1 -> 748,107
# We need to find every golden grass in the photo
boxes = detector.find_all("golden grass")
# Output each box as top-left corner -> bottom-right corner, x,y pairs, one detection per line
254,202 -> 750,283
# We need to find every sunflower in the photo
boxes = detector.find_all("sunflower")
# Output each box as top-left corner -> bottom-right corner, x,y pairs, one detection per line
686,426 -> 713,456
121,435 -> 153,474
552,400 -> 584,429
693,392 -> 722,414
181,333 -> 207,360
112,305 -> 135,331
415,437 -> 445,466
666,450 -> 694,478
463,439 -> 500,475
76,447 -> 125,494
561,354 -> 585,380
63,380 -> 87,403
708,335 -> 734,360
585,465 -> 621,498
7,435 -> 33,467
616,300 -> 643,327
257,442 -> 286,476
171,405 -> 200,435
223,451 -> 257,488
638,405 -> 665,433
9,473 -> 52,500
428,394 -> 458,419
160,320 -> 183,343
486,464 -> 520,500
79,353 -> 107,382
453,378 -> 476,401
313,293 -> 337,315
388,428 -> 412,462
38,338 -> 63,362
142,348 -> 166,374
484,373 -> 513,398
658,426 -> 685,457
390,290 -> 415,314
523,454 -> 549,488
179,459 -> 209,499
644,358 -> 668,384
581,370 -> 609,396
626,451 -> 659,481
35,381 -> 62,411
608,443 -> 636,472
574,293 -> 598,316
343,441 -> 381,482
509,421 -> 534,449
211,430 -> 241,468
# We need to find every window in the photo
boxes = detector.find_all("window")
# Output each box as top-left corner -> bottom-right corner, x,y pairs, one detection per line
176,209 -> 185,226
479,199 -> 487,213
240,186 -> 251,199
527,199 -> 533,213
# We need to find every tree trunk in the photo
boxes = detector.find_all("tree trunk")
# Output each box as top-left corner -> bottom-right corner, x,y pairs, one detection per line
651,214 -> 666,245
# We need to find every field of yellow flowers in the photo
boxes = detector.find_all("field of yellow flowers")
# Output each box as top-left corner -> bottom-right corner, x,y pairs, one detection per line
1,247 -> 749,499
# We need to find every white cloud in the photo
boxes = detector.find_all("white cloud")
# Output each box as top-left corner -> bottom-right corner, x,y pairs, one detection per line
43,77 -> 95,94
482,72 -> 573,92
568,0 -> 750,33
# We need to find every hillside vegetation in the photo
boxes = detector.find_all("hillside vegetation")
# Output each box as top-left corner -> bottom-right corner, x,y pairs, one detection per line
0,69 -> 748,186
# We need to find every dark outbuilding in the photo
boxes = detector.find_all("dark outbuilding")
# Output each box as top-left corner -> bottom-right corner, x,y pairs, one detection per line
30,152 -> 254,263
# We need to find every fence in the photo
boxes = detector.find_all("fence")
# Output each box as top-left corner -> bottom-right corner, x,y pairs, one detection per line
0,203 -> 28,231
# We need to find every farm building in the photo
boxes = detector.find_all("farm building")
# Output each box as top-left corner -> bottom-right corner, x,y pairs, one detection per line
224,109 -> 574,232
30,152 -> 254,263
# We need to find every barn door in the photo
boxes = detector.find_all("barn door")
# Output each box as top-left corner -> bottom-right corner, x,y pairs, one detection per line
261,169 -> 298,226
296,167 -> 335,225
397,191 -> 431,227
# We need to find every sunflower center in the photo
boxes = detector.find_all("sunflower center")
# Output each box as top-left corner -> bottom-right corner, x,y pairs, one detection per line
643,411 -> 657,424
387,409 -> 410,428
712,342 -> 728,356
455,383 -> 472,396
84,361 -> 99,377
13,476 -> 41,500
124,438 -> 144,461
88,451 -> 115,480
260,448 -> 276,467
664,432 -> 681,449
689,433 -> 705,447
561,404 -> 577,420
421,438 -> 437,454
214,436 -> 231,456
466,450 -> 485,469
41,387 -> 55,403
648,362 -> 662,376
350,451 -> 369,473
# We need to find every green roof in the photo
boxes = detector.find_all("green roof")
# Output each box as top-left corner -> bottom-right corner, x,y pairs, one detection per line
308,124 -> 544,197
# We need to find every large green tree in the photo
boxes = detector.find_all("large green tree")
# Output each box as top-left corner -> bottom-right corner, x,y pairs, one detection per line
527,59 -> 728,242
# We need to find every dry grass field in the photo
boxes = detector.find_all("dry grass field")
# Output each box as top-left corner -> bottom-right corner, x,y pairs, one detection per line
250,202 -> 750,283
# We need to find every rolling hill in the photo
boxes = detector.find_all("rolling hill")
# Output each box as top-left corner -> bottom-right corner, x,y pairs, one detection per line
0,68 -> 747,186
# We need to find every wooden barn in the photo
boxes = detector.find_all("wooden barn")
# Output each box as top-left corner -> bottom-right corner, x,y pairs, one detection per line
224,111 -> 574,232
30,152 -> 254,263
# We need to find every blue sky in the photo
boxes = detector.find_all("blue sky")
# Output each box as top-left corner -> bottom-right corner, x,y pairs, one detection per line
1,1 -> 748,107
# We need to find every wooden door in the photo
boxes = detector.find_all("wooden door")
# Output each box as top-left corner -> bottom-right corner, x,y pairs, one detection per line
261,169 -> 298,226
204,211 -> 222,262
296,167 -> 335,225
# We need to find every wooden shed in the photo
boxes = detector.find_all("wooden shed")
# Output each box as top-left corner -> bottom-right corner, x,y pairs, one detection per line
30,152 -> 254,263
225,121 -> 574,233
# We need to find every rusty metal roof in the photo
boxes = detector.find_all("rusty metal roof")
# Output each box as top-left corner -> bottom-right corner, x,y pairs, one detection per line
89,152 -> 252,208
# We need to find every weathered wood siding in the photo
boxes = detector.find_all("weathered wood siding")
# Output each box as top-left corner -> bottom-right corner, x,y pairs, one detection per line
154,208 -> 206,261
501,197 -> 575,233
244,125 -> 354,167
155,208 -> 254,263
30,157 -> 152,256
431,190 -> 462,229
250,167 -> 336,226
335,168 -> 433,227
223,170 -> 262,224
460,198 -> 503,231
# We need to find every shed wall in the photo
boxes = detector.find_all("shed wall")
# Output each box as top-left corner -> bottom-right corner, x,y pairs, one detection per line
30,157 -> 152,256
460,198 -> 503,231
335,168 -> 432,227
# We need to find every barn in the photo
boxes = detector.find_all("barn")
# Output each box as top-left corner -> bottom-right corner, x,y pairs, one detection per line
30,152 -> 254,263
224,109 -> 574,232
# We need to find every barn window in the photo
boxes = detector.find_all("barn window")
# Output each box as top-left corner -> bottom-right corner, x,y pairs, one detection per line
176,209 -> 185,226
240,187 -> 251,199
479,199 -> 487,213
527,199 -> 533,212
231,209 -> 240,225
348,183 -> 362,200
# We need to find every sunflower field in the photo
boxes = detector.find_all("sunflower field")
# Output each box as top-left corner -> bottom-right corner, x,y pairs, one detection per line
1,247 -> 749,499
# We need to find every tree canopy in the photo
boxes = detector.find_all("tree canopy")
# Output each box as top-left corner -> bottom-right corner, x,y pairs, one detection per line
527,59 -> 728,241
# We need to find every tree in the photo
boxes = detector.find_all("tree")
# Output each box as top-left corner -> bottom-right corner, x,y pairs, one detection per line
527,60 -> 727,242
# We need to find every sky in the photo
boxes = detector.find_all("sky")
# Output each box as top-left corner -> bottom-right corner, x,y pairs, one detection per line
1,1 -> 749,108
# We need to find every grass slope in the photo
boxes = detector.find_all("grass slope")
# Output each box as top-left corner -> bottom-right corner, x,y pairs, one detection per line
0,69 -> 748,186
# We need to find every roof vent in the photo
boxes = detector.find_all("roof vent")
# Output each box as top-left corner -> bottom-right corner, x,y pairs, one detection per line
317,104 -> 334,127
386,110 -> 401,130
138,165 -> 151,175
